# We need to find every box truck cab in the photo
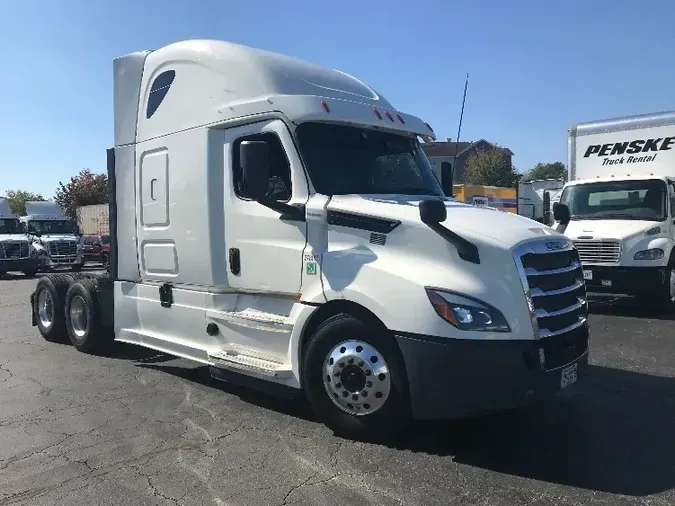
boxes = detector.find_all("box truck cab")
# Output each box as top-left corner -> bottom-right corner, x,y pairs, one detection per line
556,111 -> 675,310
21,202 -> 84,272
30,40 -> 589,438
0,197 -> 40,277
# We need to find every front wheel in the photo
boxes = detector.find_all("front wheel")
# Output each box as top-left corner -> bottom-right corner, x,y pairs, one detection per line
649,264 -> 675,314
23,269 -> 38,278
71,264 -> 83,273
101,253 -> 109,271
302,314 -> 410,439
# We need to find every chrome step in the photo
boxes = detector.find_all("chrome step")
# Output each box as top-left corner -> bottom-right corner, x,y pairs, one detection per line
208,349 -> 292,379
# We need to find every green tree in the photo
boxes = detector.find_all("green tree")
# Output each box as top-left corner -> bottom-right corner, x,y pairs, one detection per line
4,189 -> 46,216
524,161 -> 567,182
54,169 -> 108,223
462,146 -> 520,187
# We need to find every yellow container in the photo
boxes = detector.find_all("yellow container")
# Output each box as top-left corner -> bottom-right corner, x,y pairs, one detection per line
452,184 -> 517,214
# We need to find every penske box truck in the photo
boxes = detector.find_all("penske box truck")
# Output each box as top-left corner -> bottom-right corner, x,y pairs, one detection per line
555,110 -> 675,311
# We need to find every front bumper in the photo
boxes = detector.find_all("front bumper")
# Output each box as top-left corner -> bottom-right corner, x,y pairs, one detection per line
0,257 -> 40,273
395,325 -> 589,420
581,265 -> 666,295
41,253 -> 84,268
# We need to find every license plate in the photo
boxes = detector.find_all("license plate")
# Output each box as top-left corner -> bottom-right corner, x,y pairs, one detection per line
561,363 -> 578,389
582,270 -> 592,280
601,279 -> 612,287
10,256 -> 18,260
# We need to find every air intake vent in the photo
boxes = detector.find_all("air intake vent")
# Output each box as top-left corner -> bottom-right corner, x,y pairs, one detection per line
369,233 -> 386,246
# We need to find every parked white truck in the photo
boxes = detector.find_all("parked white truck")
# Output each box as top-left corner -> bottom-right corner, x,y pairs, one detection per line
29,40 -> 589,437
21,201 -> 84,272
0,198 -> 40,277
518,179 -> 565,225
555,110 -> 675,311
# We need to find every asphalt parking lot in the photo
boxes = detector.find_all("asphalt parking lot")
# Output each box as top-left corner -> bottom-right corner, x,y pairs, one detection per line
1,271 -> 674,506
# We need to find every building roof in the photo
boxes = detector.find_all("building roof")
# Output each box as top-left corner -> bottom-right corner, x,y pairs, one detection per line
422,139 -> 514,157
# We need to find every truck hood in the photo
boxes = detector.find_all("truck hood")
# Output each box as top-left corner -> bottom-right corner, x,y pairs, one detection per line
329,194 -> 560,247
0,234 -> 30,242
563,219 -> 663,241
34,234 -> 78,242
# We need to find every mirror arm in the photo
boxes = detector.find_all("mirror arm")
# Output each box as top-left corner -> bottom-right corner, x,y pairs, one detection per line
256,196 -> 305,222
426,222 -> 480,264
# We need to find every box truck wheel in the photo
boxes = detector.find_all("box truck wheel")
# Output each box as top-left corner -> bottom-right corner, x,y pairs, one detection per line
33,275 -> 73,343
64,278 -> 106,353
22,269 -> 38,278
650,262 -> 675,314
302,314 -> 410,439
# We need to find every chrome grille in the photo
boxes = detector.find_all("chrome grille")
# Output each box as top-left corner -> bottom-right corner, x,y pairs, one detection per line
513,240 -> 588,343
48,241 -> 77,257
0,242 -> 30,259
573,239 -> 621,264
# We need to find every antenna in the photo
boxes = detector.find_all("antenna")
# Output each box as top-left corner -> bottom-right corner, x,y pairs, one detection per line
452,73 -> 469,179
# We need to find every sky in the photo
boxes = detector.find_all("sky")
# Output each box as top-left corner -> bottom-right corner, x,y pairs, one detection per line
1,0 -> 674,197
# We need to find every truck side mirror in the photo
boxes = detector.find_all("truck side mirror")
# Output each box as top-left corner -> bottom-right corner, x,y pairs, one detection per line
552,202 -> 570,225
543,191 -> 551,224
419,199 -> 447,224
240,140 -> 269,200
440,161 -> 454,196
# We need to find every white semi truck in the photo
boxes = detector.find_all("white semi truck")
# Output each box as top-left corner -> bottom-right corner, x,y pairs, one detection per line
21,201 -> 85,272
555,111 -> 675,311
29,40 -> 589,437
0,197 -> 40,277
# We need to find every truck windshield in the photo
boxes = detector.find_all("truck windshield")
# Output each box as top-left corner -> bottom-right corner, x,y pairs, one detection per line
26,220 -> 74,234
0,219 -> 21,235
295,122 -> 444,197
559,179 -> 667,221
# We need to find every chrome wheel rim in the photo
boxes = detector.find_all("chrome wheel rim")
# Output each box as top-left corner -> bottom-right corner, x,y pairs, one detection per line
323,340 -> 391,416
37,289 -> 54,329
69,295 -> 88,338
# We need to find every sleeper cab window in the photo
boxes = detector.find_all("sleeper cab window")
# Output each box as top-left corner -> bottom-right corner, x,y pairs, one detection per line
233,133 -> 292,202
146,70 -> 176,119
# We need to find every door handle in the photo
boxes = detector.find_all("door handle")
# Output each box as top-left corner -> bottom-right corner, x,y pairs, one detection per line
229,248 -> 240,275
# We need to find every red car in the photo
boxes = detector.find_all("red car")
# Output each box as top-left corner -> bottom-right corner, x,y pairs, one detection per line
82,234 -> 111,269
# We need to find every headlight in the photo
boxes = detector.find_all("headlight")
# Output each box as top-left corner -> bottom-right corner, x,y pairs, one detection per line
634,248 -> 664,261
425,288 -> 510,332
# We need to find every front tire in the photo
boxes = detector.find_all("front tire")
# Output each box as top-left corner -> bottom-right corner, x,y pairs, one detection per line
101,253 -> 109,271
23,269 -> 38,278
649,263 -> 675,314
71,264 -> 83,273
302,314 -> 410,439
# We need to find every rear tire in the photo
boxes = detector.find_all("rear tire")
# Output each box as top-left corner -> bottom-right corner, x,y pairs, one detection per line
33,275 -> 73,343
64,278 -> 107,353
23,269 -> 38,278
63,278 -> 108,353
71,264 -> 83,273
302,313 -> 411,439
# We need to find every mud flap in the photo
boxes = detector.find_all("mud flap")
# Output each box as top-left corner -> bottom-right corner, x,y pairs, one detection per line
30,292 -> 36,327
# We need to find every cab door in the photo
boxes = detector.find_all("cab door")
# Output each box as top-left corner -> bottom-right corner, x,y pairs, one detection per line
223,119 -> 309,295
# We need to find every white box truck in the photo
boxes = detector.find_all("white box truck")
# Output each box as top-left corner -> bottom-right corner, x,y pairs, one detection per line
0,197 -> 40,277
29,40 -> 589,438
555,110 -> 675,311
518,179 -> 565,225
21,201 -> 85,272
